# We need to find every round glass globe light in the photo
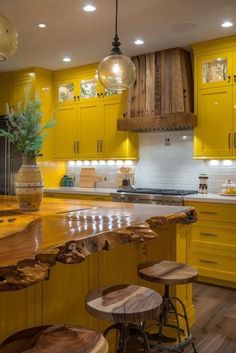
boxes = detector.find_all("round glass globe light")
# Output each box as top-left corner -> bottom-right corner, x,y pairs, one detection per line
0,13 -> 18,61
98,54 -> 136,90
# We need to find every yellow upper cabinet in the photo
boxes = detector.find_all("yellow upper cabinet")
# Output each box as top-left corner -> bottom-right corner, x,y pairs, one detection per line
53,65 -> 138,160
193,35 -> 236,158
0,68 -> 54,161
194,87 -> 233,157
197,52 -> 233,89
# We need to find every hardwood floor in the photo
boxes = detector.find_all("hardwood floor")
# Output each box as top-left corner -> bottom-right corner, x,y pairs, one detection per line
185,282 -> 236,353
127,282 -> 236,353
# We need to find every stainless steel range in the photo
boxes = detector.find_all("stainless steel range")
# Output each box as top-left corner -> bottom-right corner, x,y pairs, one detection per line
110,188 -> 198,206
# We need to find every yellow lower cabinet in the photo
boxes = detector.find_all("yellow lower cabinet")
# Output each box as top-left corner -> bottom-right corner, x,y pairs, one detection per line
185,201 -> 236,287
44,192 -> 112,201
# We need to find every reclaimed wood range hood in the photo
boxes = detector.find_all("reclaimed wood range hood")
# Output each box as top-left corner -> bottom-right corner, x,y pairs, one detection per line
117,47 -> 197,132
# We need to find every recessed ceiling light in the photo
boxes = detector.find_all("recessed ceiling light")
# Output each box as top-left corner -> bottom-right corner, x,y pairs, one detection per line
221,21 -> 233,28
83,4 -> 96,12
134,39 -> 144,45
38,23 -> 46,28
62,57 -> 71,62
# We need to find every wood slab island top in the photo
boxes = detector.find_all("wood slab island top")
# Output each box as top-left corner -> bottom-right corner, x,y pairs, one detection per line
0,198 -> 197,291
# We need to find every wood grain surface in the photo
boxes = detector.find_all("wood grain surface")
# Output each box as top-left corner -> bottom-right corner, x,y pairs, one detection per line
0,324 -> 109,353
86,284 -> 163,323
138,260 -> 198,285
0,198 -> 197,291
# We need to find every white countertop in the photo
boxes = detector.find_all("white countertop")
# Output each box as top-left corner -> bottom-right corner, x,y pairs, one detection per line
44,188 -> 236,204
44,187 -> 118,196
184,193 -> 236,204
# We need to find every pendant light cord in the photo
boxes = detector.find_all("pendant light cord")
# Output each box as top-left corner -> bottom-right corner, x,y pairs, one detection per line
115,0 -> 118,39
111,0 -> 121,54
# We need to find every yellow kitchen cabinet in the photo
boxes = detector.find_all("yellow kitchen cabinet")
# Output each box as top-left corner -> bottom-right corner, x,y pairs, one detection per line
197,51 -> 232,90
0,68 -> 54,161
194,86 -> 233,157
193,36 -> 236,158
54,104 -> 78,159
78,101 -> 102,158
185,200 -> 236,288
44,192 -> 112,201
53,65 -> 138,160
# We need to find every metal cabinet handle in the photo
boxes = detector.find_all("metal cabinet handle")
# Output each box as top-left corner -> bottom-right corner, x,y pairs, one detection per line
228,132 -> 231,148
234,132 -> 236,148
100,139 -> 103,152
77,96 -> 80,101
199,211 -> 218,215
100,93 -> 104,98
77,141 -> 80,153
199,259 -> 218,265
74,96 -> 76,102
97,140 -> 100,152
74,141 -> 76,153
234,75 -> 236,83
200,232 -> 218,237
97,93 -> 100,98
228,75 -> 231,83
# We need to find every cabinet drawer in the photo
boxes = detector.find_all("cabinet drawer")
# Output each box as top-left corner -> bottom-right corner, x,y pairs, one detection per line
191,224 -> 236,246
185,202 -> 236,223
191,250 -> 236,278
44,193 -> 111,201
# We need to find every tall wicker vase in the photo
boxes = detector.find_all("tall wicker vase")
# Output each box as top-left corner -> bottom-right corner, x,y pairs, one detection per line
15,156 -> 43,211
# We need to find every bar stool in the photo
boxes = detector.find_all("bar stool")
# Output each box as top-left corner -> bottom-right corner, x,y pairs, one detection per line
85,284 -> 163,353
138,260 -> 198,353
0,324 -> 109,353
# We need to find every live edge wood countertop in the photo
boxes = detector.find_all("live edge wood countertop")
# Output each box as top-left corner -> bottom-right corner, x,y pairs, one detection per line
0,197 -> 197,291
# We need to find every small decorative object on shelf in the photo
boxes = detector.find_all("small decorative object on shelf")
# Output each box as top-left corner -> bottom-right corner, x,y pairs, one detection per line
0,95 -> 56,211
198,174 -> 209,194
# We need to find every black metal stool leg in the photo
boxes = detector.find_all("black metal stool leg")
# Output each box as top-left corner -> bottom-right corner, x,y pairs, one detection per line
128,323 -> 150,353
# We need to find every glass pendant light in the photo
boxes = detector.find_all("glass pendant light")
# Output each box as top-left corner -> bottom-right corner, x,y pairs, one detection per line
0,13 -> 18,61
97,0 -> 136,91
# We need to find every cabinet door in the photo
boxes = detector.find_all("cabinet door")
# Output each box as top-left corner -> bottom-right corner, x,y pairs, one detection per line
101,95 -> 129,158
55,79 -> 77,105
54,105 -> 78,159
233,86 -> 236,155
194,87 -> 233,157
78,101 -> 102,158
78,74 -> 98,102
197,52 -> 232,89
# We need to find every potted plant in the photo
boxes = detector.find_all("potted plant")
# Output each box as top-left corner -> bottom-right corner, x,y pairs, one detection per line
0,96 -> 56,211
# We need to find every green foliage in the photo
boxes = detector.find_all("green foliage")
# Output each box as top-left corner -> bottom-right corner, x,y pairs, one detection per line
0,96 -> 56,157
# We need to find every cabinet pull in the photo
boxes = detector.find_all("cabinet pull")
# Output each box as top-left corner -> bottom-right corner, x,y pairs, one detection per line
199,211 -> 218,215
97,140 -> 100,152
77,96 -> 80,101
200,232 -> 218,237
234,75 -> 236,83
100,139 -> 103,152
97,93 -> 100,98
228,132 -> 231,148
199,259 -> 218,265
74,96 -> 76,102
77,141 -> 80,153
234,132 -> 236,148
100,93 -> 104,98
228,75 -> 231,83
74,141 -> 76,153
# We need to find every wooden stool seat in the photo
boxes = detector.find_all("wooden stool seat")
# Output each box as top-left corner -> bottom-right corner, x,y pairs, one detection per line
0,324 -> 109,353
86,284 -> 163,323
138,260 -> 198,285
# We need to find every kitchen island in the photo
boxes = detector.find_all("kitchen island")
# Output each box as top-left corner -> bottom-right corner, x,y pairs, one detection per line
0,197 -> 197,342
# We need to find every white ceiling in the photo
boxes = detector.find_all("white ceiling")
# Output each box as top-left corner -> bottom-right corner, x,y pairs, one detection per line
0,0 -> 236,72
